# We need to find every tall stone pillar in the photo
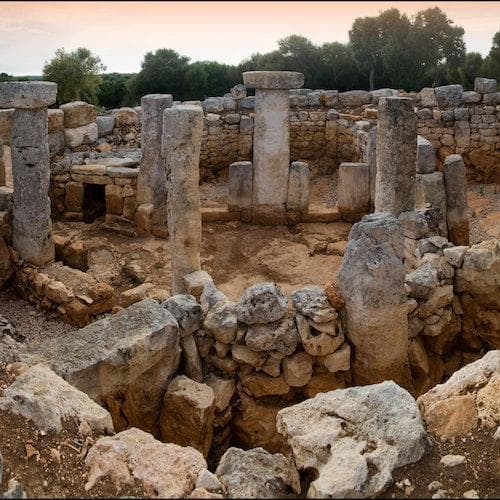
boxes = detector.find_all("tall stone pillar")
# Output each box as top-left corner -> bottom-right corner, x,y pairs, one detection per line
162,105 -> 203,294
444,154 -> 469,246
0,82 -> 57,266
375,97 -> 416,216
242,71 -> 304,224
137,94 -> 173,209
0,137 -> 5,186
336,213 -> 413,391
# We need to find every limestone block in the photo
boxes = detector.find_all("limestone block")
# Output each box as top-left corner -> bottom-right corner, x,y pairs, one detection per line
107,166 -> 138,177
286,161 -> 309,224
237,282 -> 288,324
134,202 -> 153,235
85,427 -> 206,497
241,372 -> 290,397
320,90 -> 339,107
239,96 -> 255,110
183,270 -> 214,299
231,344 -> 266,368
245,317 -> 299,355
435,84 -> 463,108
202,97 -> 224,113
336,213 -> 413,389
295,314 -> 344,356
415,172 -> 448,237
21,299 -> 181,436
0,81 -> 57,109
282,351 -> 313,387
47,108 -> 64,132
204,301 -> 238,343
243,71 -> 304,89
375,97 -> 416,216
60,101 -> 97,128
105,184 -> 123,215
0,363 -> 114,434
416,136 -> 436,173
239,115 -> 253,133
96,115 -> 115,137
338,90 -> 371,107
277,381 -> 427,498
337,162 -> 369,220
160,375 -> 216,457
443,154 -> 469,246
291,285 -> 337,323
48,130 -> 64,157
322,342 -> 351,372
228,161 -> 253,222
162,294 -> 203,335
113,107 -> 139,127
64,122 -> 98,148
417,108 -> 432,119
474,77 -> 497,94
462,91 -> 481,104
0,108 -> 14,141
230,84 -> 246,100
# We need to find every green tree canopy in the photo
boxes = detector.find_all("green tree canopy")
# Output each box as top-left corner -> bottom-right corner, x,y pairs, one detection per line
42,47 -> 106,104
483,31 -> 500,81
97,73 -> 130,108
458,52 -> 484,90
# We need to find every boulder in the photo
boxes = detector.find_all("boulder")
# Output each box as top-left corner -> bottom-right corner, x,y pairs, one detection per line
277,381 -> 428,498
96,115 -> 115,137
60,101 -> 97,128
237,283 -> 288,324
113,107 -> 139,127
0,364 -> 114,434
162,294 -> 203,335
245,317 -> 299,355
204,301 -> 238,343
215,447 -> 300,498
160,376 -> 216,457
417,350 -> 499,438
434,85 -> 463,108
20,299 -> 181,436
461,91 -> 481,104
85,427 -> 206,497
202,97 -> 224,114
405,262 -> 439,299
64,122 -> 98,148
419,87 -> 437,107
291,285 -> 337,323
338,90 -> 371,107
474,77 -> 497,94
230,84 -> 247,100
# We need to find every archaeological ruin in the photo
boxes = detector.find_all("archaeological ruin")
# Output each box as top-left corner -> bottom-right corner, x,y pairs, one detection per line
0,73 -> 498,499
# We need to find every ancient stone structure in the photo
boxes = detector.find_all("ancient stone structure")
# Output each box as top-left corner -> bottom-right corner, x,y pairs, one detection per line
242,71 -> 305,224
444,154 -> 470,246
227,161 -> 253,222
337,213 -> 413,390
375,96 -> 417,216
136,94 -> 173,235
162,105 -> 203,294
337,162 -> 370,222
0,81 -> 57,266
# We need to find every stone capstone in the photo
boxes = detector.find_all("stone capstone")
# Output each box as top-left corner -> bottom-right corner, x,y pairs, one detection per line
0,81 -> 57,109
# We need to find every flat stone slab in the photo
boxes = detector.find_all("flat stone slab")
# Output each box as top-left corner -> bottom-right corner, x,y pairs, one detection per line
21,298 -> 181,435
0,81 -> 57,109
107,166 -> 139,177
99,157 -> 139,168
243,71 -> 304,90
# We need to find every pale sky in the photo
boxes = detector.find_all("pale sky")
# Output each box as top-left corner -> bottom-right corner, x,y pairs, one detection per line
1,1 -> 499,75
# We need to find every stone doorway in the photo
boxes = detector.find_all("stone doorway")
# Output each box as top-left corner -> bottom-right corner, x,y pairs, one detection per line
82,183 -> 106,222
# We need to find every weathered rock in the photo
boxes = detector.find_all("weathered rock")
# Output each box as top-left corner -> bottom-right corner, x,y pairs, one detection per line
60,101 -> 97,128
231,344 -> 266,368
64,122 -> 98,148
241,372 -> 290,398
47,108 -> 64,132
237,283 -> 288,324
96,115 -> 115,137
215,447 -> 300,498
162,294 -> 203,335
204,301 -> 238,343
474,77 -> 497,94
405,262 -> 439,299
245,317 -> 299,355
337,214 -> 413,389
282,351 -> 313,387
339,90 -> 371,107
195,469 -> 225,494
291,285 -> 337,323
184,270 -> 214,299
295,314 -> 344,356
160,376 -> 215,457
434,85 -> 463,108
0,81 -> 57,109
418,350 -> 499,438
321,342 -> 351,372
0,364 -> 114,434
230,84 -> 247,100
205,375 -> 235,413
21,299 -> 180,436
277,381 -> 428,498
419,88 -> 437,107
113,107 -> 139,127
85,427 -> 206,497
416,136 -> 436,174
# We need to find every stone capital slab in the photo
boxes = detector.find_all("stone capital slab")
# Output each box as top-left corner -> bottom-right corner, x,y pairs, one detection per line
243,71 -> 304,90
0,81 -> 57,109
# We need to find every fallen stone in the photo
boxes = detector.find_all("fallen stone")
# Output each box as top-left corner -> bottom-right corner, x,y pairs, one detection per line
277,381 -> 428,498
85,427 -> 206,497
440,454 -> 466,467
0,364 -> 114,434
215,447 -> 300,498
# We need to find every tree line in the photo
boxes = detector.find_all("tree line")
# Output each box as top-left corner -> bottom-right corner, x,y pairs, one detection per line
2,7 -> 499,108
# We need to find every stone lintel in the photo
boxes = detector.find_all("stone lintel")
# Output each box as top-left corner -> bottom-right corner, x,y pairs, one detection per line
0,81 -> 57,109
243,71 -> 304,90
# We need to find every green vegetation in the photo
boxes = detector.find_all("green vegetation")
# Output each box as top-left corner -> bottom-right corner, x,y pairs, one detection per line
13,7 -> 500,108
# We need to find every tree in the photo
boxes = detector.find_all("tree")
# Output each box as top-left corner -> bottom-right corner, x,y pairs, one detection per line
128,49 -> 190,102
458,52 -> 484,89
483,31 -> 500,81
0,73 -> 13,82
42,47 -> 106,104
97,73 -> 130,109
184,61 -> 240,100
318,42 -> 363,90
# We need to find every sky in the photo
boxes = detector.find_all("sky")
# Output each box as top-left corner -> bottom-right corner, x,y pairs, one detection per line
1,1 -> 499,75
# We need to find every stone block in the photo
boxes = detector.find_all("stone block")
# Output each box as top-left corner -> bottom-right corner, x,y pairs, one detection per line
228,161 -> 253,221
462,91 -> 481,104
202,97 -> 224,113
96,115 -> 115,137
48,130 -> 64,157
47,108 -> 64,133
416,135 -> 436,173
286,161 -> 309,224
60,101 -> 97,128
338,90 -> 371,107
337,162 -> 369,220
243,71 -> 304,89
0,81 -> 57,109
64,122 -> 98,148
420,87 -> 437,107
435,84 -> 463,108
105,184 -> 123,215
65,181 -> 84,212
113,107 -> 139,127
474,77 -> 497,94
0,108 -> 14,141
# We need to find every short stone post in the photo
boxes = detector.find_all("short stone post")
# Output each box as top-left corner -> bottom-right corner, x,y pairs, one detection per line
136,94 -> 173,235
337,162 -> 370,222
242,71 -> 304,225
0,82 -> 57,266
336,213 -> 413,391
228,161 -> 253,223
162,105 -> 203,294
415,172 -> 448,237
416,135 -> 436,174
375,97 -> 416,216
444,154 -> 469,246
286,161 -> 310,224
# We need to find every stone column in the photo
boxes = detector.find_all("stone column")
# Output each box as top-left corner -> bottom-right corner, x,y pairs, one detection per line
242,71 -> 304,225
337,162 -> 370,222
0,82 -> 57,266
336,213 -> 413,391
137,94 -> 173,209
367,126 -> 377,211
0,137 -> 5,186
375,97 -> 416,216
444,154 -> 469,246
162,105 -> 203,294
